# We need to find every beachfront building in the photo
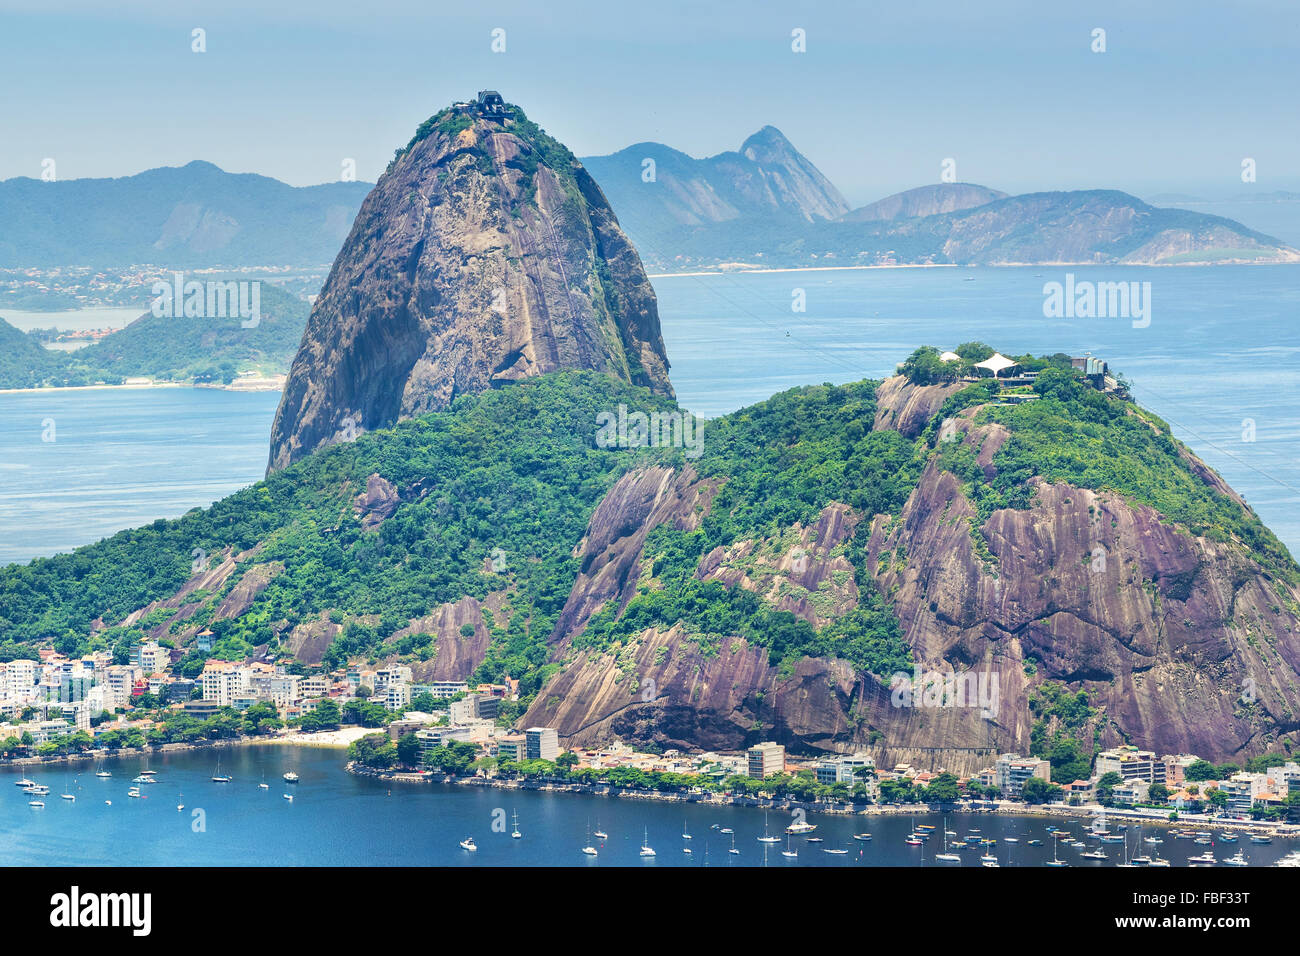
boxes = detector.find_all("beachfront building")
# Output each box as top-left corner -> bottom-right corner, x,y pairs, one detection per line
1220,772 -> 1268,814
417,725 -> 478,764
814,753 -> 875,785
1095,746 -> 1163,783
994,754 -> 1050,798
496,734 -> 527,761
747,742 -> 786,779
1112,780 -> 1151,806
525,727 -> 560,762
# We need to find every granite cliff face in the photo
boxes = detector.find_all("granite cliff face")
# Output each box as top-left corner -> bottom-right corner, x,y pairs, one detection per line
518,376 -> 1300,770
267,102 -> 673,472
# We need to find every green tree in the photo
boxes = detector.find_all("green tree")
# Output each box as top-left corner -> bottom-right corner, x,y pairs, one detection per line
300,698 -> 341,732
925,771 -> 960,804
1021,777 -> 1058,804
396,732 -> 422,767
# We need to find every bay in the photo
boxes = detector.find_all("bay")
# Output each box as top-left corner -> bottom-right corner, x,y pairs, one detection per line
0,749 -> 1287,867
0,265 -> 1297,566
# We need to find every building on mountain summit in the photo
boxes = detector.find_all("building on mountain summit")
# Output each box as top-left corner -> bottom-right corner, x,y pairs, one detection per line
475,90 -> 511,119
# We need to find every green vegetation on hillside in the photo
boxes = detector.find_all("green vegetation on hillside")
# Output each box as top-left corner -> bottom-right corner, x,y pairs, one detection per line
0,282 -> 309,388
575,381 -> 921,675
1,349 -> 1290,708
930,361 -> 1295,576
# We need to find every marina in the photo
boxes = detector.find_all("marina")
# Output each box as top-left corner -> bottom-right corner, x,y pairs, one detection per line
2,748 -> 1295,867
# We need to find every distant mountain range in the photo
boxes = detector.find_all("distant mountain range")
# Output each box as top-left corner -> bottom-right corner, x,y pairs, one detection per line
1,129 -> 1296,275
580,129 -> 1299,270
0,161 -> 371,268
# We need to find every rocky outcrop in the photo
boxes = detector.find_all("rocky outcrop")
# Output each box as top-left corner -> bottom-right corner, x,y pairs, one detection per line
267,101 -> 673,471
396,595 -> 496,682
550,465 -> 718,645
520,386 -> 1300,767
353,473 -> 400,530
872,376 -> 966,438
698,503 -> 861,628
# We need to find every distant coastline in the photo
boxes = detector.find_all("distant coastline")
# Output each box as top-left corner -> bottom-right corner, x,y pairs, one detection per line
0,727 -> 370,768
647,259 -> 1298,279
0,376 -> 285,396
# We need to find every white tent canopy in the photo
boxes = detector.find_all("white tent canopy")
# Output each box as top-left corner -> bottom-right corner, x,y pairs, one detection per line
974,352 -> 1019,376
939,350 -> 962,362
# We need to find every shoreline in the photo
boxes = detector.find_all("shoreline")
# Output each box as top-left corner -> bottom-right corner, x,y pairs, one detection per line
0,378 -> 285,396
344,764 -> 1300,838
0,727 -> 373,767
646,259 -> 1300,278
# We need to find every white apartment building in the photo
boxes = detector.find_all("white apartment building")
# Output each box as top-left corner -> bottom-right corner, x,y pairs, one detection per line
995,754 -> 1052,797
747,742 -> 786,779
1219,772 -> 1268,813
384,682 -> 411,712
525,727 -> 560,762
1095,746 -> 1163,783
375,666 -> 413,692
104,666 -> 140,709
201,662 -> 251,706
1,659 -> 37,702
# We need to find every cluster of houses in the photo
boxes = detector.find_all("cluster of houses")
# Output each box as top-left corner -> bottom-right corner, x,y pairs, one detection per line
7,645 -> 1293,819
977,747 -> 1300,815
0,640 -> 523,750
0,646 -> 187,744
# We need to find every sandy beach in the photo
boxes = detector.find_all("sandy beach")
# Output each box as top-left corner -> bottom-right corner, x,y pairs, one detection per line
250,727 -> 375,748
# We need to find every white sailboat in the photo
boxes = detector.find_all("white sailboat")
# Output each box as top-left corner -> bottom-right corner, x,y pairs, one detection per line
1045,833 -> 1068,866
728,832 -> 739,856
581,822 -> 598,856
511,809 -> 522,839
757,812 -> 780,843
639,827 -> 655,857
781,834 -> 797,859
936,818 -> 962,863
211,756 -> 231,783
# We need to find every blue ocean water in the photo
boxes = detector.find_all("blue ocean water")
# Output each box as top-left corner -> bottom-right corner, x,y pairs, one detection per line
0,265 -> 1296,565
0,750 -> 1286,867
0,388 -> 281,566
654,264 -> 1300,555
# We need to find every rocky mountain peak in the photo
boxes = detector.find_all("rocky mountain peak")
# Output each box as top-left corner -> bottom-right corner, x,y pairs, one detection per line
267,97 -> 674,472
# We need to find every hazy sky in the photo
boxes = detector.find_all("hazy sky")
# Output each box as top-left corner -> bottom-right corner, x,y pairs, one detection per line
2,0 -> 1297,204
